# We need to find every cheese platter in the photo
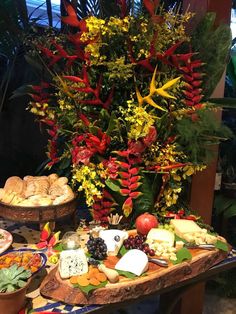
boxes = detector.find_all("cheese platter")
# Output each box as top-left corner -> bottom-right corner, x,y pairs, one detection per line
40,219 -> 229,305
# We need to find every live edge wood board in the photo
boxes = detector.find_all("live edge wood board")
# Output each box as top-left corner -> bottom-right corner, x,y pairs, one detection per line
40,248 -> 228,305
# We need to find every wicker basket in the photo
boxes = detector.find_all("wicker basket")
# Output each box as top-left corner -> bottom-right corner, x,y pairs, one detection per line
0,197 -> 77,224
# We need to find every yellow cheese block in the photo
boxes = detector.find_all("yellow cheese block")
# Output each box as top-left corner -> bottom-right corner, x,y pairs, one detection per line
170,219 -> 203,237
147,228 -> 175,247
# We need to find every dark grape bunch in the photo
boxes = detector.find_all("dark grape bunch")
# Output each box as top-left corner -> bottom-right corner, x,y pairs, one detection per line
86,235 -> 107,260
123,235 -> 155,256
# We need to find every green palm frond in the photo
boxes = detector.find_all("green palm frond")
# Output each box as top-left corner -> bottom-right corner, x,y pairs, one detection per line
191,12 -> 232,99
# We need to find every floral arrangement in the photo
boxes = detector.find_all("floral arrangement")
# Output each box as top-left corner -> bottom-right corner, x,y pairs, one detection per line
28,0 -> 231,223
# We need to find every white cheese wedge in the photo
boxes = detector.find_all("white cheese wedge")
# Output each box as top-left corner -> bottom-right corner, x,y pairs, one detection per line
115,249 -> 148,276
99,229 -> 128,256
147,228 -> 175,247
170,219 -> 203,238
59,249 -> 88,279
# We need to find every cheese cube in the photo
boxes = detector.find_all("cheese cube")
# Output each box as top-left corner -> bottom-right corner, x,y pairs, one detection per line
59,249 -> 88,279
115,249 -> 148,276
147,228 -> 175,247
170,219 -> 203,239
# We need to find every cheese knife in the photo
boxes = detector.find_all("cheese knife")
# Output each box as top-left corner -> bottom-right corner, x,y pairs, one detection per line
148,257 -> 169,267
184,243 -> 215,250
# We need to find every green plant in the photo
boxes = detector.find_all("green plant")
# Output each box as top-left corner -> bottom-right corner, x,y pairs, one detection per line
0,264 -> 31,293
214,193 -> 236,220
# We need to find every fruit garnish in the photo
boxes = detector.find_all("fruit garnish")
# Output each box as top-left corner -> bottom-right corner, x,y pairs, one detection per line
86,235 -> 107,260
135,213 -> 159,235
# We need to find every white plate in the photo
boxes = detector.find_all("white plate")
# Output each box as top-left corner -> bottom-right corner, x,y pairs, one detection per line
0,229 -> 13,254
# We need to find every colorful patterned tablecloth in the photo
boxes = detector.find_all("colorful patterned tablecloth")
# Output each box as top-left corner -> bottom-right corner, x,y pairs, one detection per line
0,218 -> 101,314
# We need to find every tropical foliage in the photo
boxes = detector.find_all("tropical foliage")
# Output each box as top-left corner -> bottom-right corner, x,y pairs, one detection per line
27,0 -> 232,223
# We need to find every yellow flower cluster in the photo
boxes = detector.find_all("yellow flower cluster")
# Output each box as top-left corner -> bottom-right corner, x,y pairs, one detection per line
107,16 -> 130,34
145,143 -> 184,167
81,16 -> 105,42
72,163 -> 107,206
105,57 -> 134,81
156,163 -> 206,211
182,164 -> 206,179
154,11 -> 193,52
122,101 -> 156,140
29,102 -> 54,119
163,185 -> 182,208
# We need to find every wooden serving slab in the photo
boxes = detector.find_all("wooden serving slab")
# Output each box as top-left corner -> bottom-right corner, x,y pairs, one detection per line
40,248 -> 228,305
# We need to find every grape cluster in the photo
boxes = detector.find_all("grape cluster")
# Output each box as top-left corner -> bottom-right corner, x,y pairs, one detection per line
159,224 -> 174,231
123,234 -> 155,256
86,235 -> 107,260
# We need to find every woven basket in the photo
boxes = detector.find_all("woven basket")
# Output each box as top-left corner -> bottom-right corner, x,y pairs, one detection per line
0,197 -> 77,224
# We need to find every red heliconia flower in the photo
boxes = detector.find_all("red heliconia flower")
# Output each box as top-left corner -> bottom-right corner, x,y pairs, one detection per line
85,131 -> 111,155
91,189 -> 116,222
103,157 -> 119,179
142,126 -> 157,147
61,0 -> 87,31
122,196 -> 133,217
47,137 -> 59,165
72,146 -> 94,165
128,139 -> 146,154
185,214 -> 198,221
116,0 -> 128,18
36,222 -> 61,256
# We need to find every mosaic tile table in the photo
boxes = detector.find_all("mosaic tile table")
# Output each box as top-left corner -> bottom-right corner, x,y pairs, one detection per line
0,218 -> 101,314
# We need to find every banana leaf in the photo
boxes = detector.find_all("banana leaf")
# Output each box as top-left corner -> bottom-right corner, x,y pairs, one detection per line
191,12 -> 232,99
208,98 -> 236,108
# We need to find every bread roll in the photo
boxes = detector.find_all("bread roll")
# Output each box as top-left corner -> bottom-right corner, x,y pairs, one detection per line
4,176 -> 24,195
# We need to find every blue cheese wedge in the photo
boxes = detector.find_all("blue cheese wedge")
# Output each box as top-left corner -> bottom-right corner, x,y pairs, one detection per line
115,249 -> 148,276
59,249 -> 88,279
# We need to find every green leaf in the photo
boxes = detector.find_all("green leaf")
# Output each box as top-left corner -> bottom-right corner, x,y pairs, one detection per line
105,178 -> 120,192
170,247 -> 192,265
215,240 -> 228,252
116,269 -> 138,279
223,204 -> 236,219
214,194 -> 234,216
119,245 -> 128,256
133,171 -> 161,218
53,243 -> 63,252
175,235 -> 187,244
208,98 -> 236,108
74,280 -> 107,295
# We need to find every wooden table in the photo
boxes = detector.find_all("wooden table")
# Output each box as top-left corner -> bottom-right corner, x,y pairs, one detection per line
0,219 -> 235,314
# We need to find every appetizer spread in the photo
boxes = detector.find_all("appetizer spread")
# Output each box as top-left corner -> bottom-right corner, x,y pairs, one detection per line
52,216 -> 227,297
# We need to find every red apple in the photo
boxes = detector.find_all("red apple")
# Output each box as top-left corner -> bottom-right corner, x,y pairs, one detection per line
135,213 -> 159,235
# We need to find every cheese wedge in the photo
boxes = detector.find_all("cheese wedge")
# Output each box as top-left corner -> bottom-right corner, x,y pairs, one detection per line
115,249 -> 148,276
147,228 -> 175,247
59,249 -> 88,279
170,219 -> 203,238
99,229 -> 128,256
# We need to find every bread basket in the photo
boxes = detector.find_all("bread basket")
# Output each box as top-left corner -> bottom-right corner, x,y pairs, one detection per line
0,197 -> 77,224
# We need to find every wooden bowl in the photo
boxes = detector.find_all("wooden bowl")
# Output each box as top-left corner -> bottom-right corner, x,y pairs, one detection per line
0,197 -> 77,224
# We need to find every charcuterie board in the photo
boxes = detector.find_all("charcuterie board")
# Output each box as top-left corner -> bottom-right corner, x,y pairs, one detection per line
40,247 -> 228,305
